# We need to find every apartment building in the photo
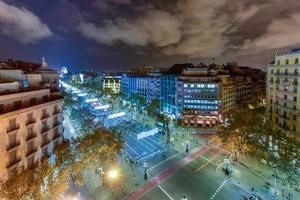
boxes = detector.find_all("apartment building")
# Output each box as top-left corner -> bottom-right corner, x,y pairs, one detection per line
267,49 -> 300,141
176,67 -> 225,127
121,73 -> 161,104
103,74 -> 122,93
0,59 -> 63,180
160,63 -> 194,117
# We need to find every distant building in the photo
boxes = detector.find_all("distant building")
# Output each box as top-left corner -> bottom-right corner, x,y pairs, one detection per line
103,74 -> 122,93
267,49 -> 300,142
176,67 -> 231,127
225,64 -> 266,108
160,63 -> 194,117
0,58 -> 63,180
121,72 -> 161,104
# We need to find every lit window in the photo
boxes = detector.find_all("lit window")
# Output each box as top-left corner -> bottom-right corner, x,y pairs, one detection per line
184,84 -> 188,88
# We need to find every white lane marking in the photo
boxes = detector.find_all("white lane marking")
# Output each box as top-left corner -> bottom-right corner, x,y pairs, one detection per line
148,152 -> 180,171
209,143 -> 231,154
209,179 -> 227,200
158,185 -> 174,200
200,155 -> 218,166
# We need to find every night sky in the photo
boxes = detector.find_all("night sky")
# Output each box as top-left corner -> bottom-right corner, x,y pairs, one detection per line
1,0 -> 300,72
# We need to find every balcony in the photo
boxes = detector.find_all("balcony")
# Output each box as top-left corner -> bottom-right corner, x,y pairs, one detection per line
52,121 -> 61,128
41,140 -> 51,148
276,97 -> 296,103
41,113 -> 50,120
0,90 -> 63,115
26,118 -> 36,126
278,114 -> 289,120
276,88 -> 297,94
52,132 -> 61,140
53,109 -> 61,116
26,133 -> 37,141
278,124 -> 291,131
7,125 -> 20,134
6,157 -> 21,169
7,141 -> 21,151
274,73 -> 299,77
26,147 -> 38,157
41,126 -> 50,134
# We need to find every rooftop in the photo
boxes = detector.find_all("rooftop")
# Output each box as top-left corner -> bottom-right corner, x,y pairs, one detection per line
276,48 -> 300,56
0,59 -> 41,73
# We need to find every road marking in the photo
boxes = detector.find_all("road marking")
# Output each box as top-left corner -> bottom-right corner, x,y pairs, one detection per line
209,179 -> 227,200
200,155 -> 218,166
194,155 -> 217,173
158,185 -> 174,200
148,152 -> 180,171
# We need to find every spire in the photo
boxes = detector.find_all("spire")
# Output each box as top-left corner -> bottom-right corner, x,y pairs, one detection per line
41,57 -> 48,68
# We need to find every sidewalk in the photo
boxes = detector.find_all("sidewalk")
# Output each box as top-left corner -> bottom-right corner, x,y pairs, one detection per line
218,155 -> 300,200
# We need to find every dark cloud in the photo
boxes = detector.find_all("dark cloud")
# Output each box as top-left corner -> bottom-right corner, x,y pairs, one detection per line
0,0 -> 52,44
1,0 -> 300,70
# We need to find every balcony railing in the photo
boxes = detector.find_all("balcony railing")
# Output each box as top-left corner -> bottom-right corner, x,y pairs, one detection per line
26,133 -> 37,141
7,125 -> 20,133
52,133 -> 61,140
275,73 -> 299,76
52,121 -> 61,128
26,118 -> 36,126
53,109 -> 61,115
278,124 -> 291,131
26,147 -> 38,157
7,141 -> 21,151
6,157 -> 21,169
41,126 -> 50,134
41,140 -> 51,148
41,113 -> 50,120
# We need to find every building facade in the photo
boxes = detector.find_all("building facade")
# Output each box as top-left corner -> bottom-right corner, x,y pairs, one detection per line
0,59 -> 63,180
121,73 -> 161,104
160,63 -> 194,117
267,49 -> 300,141
103,75 -> 122,93
176,67 -> 224,127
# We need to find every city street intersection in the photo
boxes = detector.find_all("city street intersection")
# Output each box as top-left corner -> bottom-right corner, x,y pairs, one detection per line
61,81 -> 299,200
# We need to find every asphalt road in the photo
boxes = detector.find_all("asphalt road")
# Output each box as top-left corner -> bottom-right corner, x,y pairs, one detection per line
139,147 -> 250,200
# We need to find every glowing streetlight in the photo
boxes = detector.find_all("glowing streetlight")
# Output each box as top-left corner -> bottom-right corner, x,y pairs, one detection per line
108,169 -> 118,179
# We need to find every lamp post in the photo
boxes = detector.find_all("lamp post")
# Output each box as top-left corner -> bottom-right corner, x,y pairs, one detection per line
224,155 -> 231,175
185,139 -> 190,153
143,162 -> 148,180
107,169 -> 119,200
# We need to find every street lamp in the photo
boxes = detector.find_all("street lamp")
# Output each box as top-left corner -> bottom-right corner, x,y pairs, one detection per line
108,169 -> 119,179
185,139 -> 190,153
143,162 -> 148,180
224,155 -> 232,175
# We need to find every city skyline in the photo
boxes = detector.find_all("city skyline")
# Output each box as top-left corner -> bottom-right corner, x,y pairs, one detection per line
1,0 -> 300,71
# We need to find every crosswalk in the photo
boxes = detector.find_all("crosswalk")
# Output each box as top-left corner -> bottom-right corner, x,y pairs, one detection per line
209,179 -> 228,200
148,152 -> 181,171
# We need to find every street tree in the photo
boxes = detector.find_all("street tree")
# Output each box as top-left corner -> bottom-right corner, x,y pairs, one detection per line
0,128 -> 123,199
258,127 -> 300,196
217,107 -> 265,162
